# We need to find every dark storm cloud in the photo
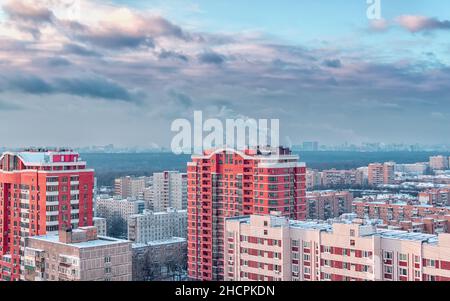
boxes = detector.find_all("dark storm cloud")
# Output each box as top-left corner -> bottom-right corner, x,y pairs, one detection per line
323,59 -> 342,68
2,0 -> 54,24
63,43 -> 101,57
1,74 -> 142,102
158,50 -> 189,62
198,51 -> 226,65
168,90 -> 193,108
46,57 -> 72,67
6,75 -> 53,94
62,15 -> 188,50
54,77 -> 142,102
2,0 -> 55,39
76,32 -> 155,49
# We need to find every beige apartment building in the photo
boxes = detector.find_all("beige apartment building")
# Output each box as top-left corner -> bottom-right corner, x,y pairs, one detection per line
368,162 -> 395,186
224,213 -> 450,281
114,176 -> 149,199
305,191 -> 353,220
150,171 -> 187,211
429,156 -> 449,171
22,227 -> 132,281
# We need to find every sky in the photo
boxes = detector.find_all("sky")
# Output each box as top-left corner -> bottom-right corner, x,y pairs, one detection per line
0,0 -> 450,148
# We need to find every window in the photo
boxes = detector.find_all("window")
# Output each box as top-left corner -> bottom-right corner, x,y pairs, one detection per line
323,246 -> 331,253
426,259 -> 435,267
303,254 -> 311,261
399,253 -> 408,261
384,251 -> 393,260
399,268 -> 408,276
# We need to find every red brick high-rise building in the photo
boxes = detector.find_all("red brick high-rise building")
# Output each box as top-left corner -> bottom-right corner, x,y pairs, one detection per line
368,162 -> 395,186
187,147 -> 306,281
0,149 -> 94,281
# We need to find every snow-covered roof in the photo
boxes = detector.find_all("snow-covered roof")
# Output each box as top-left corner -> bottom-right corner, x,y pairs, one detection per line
132,237 -> 186,249
30,233 -> 130,249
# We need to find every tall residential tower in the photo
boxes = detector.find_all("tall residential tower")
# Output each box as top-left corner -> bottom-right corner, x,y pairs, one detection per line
187,147 -> 306,281
0,149 -> 94,281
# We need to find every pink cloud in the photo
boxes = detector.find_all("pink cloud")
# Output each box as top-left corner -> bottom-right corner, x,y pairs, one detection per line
396,15 -> 450,33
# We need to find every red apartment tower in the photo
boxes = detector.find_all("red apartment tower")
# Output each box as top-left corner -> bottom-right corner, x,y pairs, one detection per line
0,149 -> 94,281
187,147 -> 306,280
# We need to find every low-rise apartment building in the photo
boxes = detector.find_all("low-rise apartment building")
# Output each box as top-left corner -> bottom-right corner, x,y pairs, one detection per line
22,227 -> 132,281
224,214 -> 450,281
306,191 -> 353,220
352,200 -> 450,234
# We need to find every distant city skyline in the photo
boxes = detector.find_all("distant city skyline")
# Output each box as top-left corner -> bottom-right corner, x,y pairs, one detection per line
4,141 -> 450,153
1,0 -> 450,147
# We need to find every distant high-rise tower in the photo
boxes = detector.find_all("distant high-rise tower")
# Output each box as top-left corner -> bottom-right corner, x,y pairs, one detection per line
429,156 -> 449,171
0,149 -> 94,281
368,162 -> 395,186
151,171 -> 187,211
186,147 -> 306,281
114,176 -> 147,199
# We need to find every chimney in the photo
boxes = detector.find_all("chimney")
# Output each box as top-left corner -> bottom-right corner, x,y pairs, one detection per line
59,226 -> 73,244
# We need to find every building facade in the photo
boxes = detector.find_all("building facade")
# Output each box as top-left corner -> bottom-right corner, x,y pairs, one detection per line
95,197 -> 145,222
430,156 -> 449,171
368,162 -> 395,186
321,169 -> 364,188
132,238 -> 187,281
93,217 -> 107,236
419,188 -> 450,207
128,208 -> 187,244
306,191 -> 353,220
187,147 -> 306,281
352,200 -> 450,234
114,176 -> 149,200
224,214 -> 450,281
150,171 -> 187,211
22,227 -> 132,281
0,149 -> 94,281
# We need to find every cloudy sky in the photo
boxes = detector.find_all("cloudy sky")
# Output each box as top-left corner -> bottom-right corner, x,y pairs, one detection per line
0,0 -> 450,148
